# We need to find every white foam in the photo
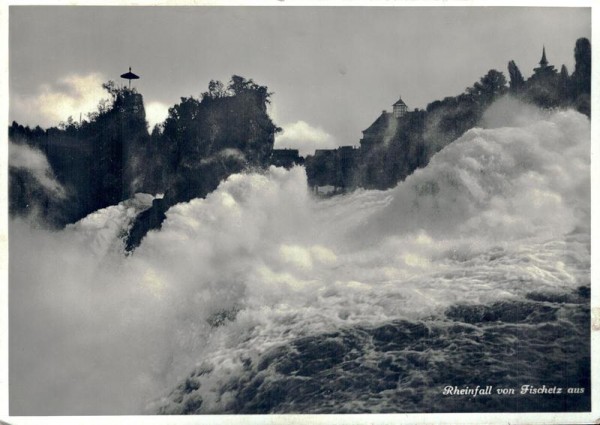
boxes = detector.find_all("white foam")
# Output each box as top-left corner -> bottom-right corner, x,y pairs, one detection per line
9,99 -> 590,414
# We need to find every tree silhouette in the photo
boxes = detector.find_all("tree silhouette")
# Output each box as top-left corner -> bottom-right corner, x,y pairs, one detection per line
571,37 -> 591,98
125,75 -> 279,250
559,64 -> 570,102
467,69 -> 508,104
508,60 -> 525,93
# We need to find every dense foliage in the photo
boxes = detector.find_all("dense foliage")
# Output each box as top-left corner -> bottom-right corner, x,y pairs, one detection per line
10,84 -> 149,225
126,76 -> 280,250
9,76 -> 280,248
9,38 -> 591,247
305,38 -> 591,192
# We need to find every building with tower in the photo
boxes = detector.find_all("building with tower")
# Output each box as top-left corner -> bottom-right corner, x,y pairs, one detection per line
360,96 -> 410,150
532,46 -> 556,78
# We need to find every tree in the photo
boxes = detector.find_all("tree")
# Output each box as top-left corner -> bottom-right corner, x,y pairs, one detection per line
559,64 -> 570,102
508,60 -> 525,93
467,69 -> 507,104
571,37 -> 591,97
203,79 -> 228,100
101,80 -> 120,100
125,75 -> 279,251
229,75 -> 253,95
228,75 -> 272,106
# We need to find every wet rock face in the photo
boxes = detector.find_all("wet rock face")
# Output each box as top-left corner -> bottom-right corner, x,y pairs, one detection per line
124,198 -> 168,252
159,286 -> 590,414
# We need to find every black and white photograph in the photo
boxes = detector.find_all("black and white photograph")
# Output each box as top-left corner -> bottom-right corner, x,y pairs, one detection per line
3,2 -> 596,422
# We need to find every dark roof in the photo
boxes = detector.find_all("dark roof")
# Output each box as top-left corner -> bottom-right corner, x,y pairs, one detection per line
120,67 -> 140,80
362,111 -> 391,135
272,148 -> 300,157
314,149 -> 337,157
393,96 -> 407,107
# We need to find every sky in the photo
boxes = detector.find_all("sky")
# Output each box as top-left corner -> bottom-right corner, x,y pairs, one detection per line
9,6 -> 591,155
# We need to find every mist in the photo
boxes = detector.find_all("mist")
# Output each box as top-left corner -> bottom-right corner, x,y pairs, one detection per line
9,99 -> 590,414
9,141 -> 66,198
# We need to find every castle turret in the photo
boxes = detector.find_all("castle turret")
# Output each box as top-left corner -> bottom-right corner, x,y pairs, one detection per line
393,96 -> 408,118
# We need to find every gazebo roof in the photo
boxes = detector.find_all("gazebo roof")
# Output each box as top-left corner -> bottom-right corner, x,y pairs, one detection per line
120,67 -> 140,80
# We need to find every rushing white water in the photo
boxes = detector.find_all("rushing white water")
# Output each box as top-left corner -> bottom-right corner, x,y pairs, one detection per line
9,99 -> 590,414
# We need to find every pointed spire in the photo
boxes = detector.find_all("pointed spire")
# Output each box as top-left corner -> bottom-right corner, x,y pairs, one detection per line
540,46 -> 548,67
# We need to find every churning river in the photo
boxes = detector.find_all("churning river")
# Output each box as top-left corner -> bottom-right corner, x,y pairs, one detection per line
10,100 -> 590,415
